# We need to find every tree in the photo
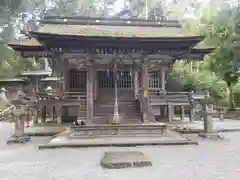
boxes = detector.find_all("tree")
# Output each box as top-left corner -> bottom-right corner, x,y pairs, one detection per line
0,0 -> 111,79
197,2 -> 240,110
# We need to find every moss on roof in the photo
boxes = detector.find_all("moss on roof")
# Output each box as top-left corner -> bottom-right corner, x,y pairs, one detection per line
193,41 -> 215,49
0,78 -> 25,82
38,24 -> 187,37
8,38 -> 42,47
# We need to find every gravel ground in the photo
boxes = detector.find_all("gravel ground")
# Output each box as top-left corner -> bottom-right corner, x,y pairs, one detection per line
0,122 -> 240,180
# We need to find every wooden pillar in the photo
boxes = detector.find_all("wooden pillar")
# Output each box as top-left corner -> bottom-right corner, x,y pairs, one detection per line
160,68 -> 165,90
87,65 -> 94,123
160,105 -> 166,119
189,106 -> 195,122
180,105 -> 185,121
62,58 -> 68,92
141,63 -> 149,123
55,103 -> 62,124
133,69 -> 139,99
52,57 -> 57,77
49,105 -> 54,121
168,103 -> 173,122
93,69 -> 98,101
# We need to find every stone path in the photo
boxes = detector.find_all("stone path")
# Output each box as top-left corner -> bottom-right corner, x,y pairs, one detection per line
0,121 -> 240,179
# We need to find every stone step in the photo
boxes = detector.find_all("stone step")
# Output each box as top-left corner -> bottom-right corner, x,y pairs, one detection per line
70,123 -> 167,131
70,131 -> 166,138
93,114 -> 141,117
92,116 -> 141,120
96,101 -> 137,104
92,115 -> 141,119
96,101 -> 136,105
94,110 -> 140,113
94,113 -> 141,116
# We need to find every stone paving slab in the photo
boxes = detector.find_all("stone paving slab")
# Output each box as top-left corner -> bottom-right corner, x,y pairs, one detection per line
38,130 -> 198,149
100,151 -> 152,169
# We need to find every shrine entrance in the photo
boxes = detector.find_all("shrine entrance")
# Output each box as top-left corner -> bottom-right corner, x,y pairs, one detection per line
98,70 -> 132,89
67,69 -> 86,92
97,69 -> 134,101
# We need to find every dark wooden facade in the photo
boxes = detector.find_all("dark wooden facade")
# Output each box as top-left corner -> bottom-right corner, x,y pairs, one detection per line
8,16 -> 213,124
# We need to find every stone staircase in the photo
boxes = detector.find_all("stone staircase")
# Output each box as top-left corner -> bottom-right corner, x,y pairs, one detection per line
93,89 -> 142,124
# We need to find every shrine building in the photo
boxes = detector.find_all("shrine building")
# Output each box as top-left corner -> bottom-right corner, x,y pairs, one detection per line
8,16 -> 213,124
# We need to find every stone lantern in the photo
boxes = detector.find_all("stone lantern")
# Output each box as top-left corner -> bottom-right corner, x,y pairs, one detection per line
7,90 -> 36,144
191,90 -> 222,139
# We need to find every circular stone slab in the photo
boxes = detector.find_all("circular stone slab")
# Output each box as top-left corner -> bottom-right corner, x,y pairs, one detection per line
100,151 -> 152,169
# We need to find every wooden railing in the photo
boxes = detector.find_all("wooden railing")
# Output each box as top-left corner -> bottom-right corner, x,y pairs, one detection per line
63,92 -> 86,100
37,92 -> 60,100
148,89 -> 191,104
37,91 -> 86,101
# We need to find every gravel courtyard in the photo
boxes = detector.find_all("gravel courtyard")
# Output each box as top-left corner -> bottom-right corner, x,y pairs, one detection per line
0,122 -> 240,180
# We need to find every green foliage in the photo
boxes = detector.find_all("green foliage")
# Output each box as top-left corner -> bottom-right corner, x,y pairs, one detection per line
0,0 -> 108,79
170,62 -> 227,101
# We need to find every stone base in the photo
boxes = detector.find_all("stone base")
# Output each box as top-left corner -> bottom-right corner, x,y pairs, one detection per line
7,135 -> 31,145
198,132 -> 223,140
100,151 -> 152,169
109,114 -> 122,125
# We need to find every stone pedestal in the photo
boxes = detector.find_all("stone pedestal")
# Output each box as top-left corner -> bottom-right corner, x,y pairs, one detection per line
111,113 -> 121,124
7,116 -> 30,144
197,91 -> 222,139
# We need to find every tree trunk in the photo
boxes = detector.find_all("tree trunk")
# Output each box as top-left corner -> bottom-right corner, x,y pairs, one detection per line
226,82 -> 235,111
